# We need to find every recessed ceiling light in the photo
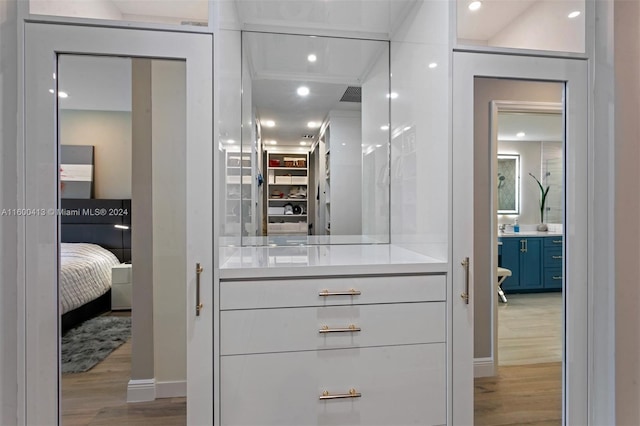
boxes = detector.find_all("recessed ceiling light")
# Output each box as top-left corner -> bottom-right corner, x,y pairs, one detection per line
341,143 -> 346,146
262,120 -> 276,127
386,92 -> 399,99
428,62 -> 438,69
49,89 -> 54,94
516,132 -> 525,137
404,126 -> 411,131
297,86 -> 310,96
376,144 -> 382,148
381,125 -> 390,131
300,141 -> 308,146
58,91 -> 69,98
568,10 -> 581,18
269,140 -> 278,145
307,121 -> 320,128
227,139 -> 236,144
468,1 -> 482,11
307,54 -> 317,62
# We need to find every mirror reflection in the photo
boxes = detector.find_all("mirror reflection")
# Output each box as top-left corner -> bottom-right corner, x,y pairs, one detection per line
497,110 -> 563,224
224,31 -> 390,245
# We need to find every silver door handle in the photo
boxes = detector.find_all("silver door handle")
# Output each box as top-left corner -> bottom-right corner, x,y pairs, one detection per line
461,257 -> 470,304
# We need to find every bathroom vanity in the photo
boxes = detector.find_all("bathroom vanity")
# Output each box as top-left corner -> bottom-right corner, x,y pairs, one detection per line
218,245 -> 449,426
499,233 -> 563,292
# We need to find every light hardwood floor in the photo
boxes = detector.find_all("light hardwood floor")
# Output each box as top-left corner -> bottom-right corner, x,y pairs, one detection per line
62,336 -> 186,425
475,292 -> 563,425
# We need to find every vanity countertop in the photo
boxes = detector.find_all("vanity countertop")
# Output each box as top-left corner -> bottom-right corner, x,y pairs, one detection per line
499,231 -> 563,237
219,244 -> 447,279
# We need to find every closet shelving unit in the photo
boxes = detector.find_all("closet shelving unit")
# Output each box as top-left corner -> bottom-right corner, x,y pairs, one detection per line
266,151 -> 309,235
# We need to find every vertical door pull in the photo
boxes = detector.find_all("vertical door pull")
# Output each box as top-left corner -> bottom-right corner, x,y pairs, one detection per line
196,262 -> 204,316
460,257 -> 470,304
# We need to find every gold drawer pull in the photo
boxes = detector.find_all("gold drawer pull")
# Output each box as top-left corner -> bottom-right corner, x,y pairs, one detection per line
319,289 -> 361,297
552,255 -> 563,259
553,276 -> 563,280
553,240 -> 562,243
319,324 -> 361,334
319,388 -> 361,400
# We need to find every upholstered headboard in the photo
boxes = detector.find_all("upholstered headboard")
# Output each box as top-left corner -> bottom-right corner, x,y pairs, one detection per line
60,199 -> 131,262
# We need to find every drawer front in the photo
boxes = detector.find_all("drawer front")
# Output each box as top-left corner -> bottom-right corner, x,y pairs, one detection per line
544,268 -> 563,289
544,236 -> 563,247
220,274 -> 446,310
221,344 -> 446,426
221,302 -> 445,355
544,246 -> 563,268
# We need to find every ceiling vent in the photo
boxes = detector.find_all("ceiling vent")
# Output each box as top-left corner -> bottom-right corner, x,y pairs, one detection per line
302,134 -> 314,139
340,86 -> 362,103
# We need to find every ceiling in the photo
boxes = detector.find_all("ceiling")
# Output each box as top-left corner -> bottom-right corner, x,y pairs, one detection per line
498,112 -> 563,142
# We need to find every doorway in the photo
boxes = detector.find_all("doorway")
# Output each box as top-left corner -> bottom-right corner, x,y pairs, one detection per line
451,52 -> 588,425
23,23 -> 213,425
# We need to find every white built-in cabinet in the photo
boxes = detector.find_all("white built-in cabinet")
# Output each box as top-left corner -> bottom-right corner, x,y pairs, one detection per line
218,271 -> 447,426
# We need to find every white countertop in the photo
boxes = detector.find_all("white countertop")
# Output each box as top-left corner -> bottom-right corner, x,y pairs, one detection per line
219,244 -> 448,279
499,231 -> 563,237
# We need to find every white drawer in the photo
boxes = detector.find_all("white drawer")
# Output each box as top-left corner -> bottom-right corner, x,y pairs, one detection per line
220,274 -> 446,310
221,302 -> 445,355
221,344 -> 446,426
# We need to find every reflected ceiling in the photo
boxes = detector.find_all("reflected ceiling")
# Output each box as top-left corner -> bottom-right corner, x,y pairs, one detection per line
498,112 -> 562,142
244,33 -> 386,148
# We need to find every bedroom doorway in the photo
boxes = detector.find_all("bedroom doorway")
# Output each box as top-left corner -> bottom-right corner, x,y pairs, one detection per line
57,54 -> 189,423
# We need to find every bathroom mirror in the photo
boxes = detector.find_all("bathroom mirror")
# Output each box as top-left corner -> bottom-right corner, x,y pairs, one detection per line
496,107 -> 563,223
228,31 -> 391,246
497,154 -> 520,214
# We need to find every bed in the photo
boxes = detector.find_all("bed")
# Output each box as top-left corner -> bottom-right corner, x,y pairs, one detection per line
60,243 -> 120,315
60,198 -> 131,332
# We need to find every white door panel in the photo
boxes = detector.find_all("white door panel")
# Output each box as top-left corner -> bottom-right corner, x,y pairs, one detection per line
24,23 -> 213,425
452,52 -> 588,425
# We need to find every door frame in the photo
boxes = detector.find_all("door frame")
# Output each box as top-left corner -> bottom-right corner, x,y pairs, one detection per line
452,52 -> 588,425
22,23 -> 213,425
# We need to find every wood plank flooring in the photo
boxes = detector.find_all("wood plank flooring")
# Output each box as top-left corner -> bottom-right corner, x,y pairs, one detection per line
62,337 -> 186,425
475,293 -> 562,425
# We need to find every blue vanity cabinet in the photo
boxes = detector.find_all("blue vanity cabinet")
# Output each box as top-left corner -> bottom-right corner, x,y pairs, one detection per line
499,236 -> 543,292
543,237 -> 563,289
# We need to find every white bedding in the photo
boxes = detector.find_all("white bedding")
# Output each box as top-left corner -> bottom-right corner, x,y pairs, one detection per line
60,243 -> 120,314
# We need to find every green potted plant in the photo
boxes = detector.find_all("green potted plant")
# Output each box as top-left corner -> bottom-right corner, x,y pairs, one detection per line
529,172 -> 549,231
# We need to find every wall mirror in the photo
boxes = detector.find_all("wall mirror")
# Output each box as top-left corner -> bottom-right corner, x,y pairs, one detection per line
497,154 -> 519,214
496,106 -> 563,224
227,31 -> 391,246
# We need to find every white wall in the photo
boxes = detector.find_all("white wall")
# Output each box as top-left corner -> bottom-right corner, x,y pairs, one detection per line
0,0 -> 18,423
361,43 -> 389,240
59,109 -> 132,199
152,60 -> 187,392
390,0 -> 449,259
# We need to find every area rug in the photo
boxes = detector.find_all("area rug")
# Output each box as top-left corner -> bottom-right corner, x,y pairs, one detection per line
61,316 -> 131,374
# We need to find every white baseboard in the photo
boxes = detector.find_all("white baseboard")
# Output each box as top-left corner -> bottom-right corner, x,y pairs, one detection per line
127,378 -> 156,402
474,357 -> 496,377
156,380 -> 187,398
